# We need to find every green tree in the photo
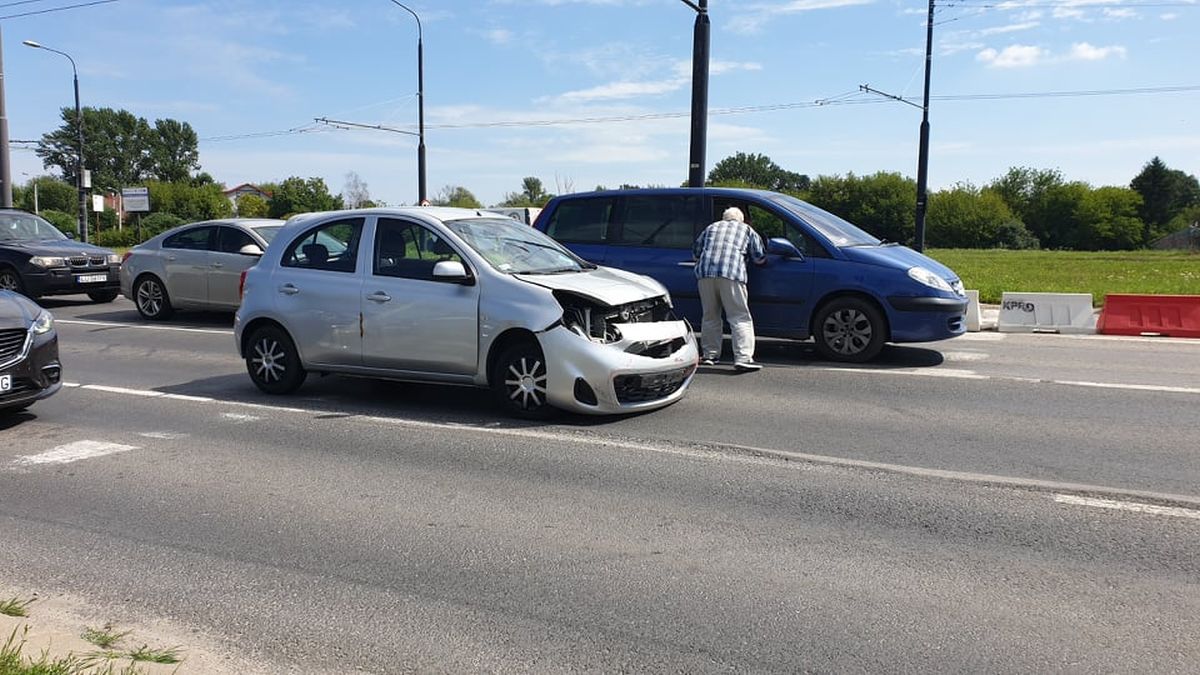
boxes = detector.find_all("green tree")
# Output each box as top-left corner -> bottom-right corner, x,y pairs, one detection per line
987,167 -> 1064,246
431,185 -> 482,208
1130,157 -> 1200,245
146,181 -> 233,221
236,193 -> 269,218
37,107 -> 153,191
927,183 -> 1032,248
708,152 -> 810,192
38,209 -> 77,235
806,172 -> 915,244
501,177 -> 553,207
15,176 -> 76,213
268,177 -> 344,217
1070,187 -> 1143,250
150,118 -> 201,182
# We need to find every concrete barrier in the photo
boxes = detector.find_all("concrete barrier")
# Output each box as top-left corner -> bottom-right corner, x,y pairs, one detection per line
965,290 -> 982,332
998,292 -> 1096,334
1097,294 -> 1200,338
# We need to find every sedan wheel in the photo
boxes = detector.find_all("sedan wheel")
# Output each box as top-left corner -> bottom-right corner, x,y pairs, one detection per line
246,325 -> 306,394
0,268 -> 24,295
492,341 -> 553,419
814,297 -> 885,363
134,276 -> 173,320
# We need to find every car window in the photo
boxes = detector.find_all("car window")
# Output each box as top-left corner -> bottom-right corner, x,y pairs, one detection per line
216,226 -> 257,254
252,225 -> 282,243
617,196 -> 701,249
0,212 -> 67,242
445,217 -> 588,275
281,218 -> 364,273
769,194 -> 880,247
544,198 -> 614,244
374,218 -> 464,280
163,226 -> 215,251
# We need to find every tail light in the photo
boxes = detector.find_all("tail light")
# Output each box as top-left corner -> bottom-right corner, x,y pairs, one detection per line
120,251 -> 133,265
239,270 -> 248,299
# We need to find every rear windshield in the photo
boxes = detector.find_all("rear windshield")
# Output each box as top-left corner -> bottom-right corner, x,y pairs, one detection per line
769,194 -> 881,247
253,225 -> 282,243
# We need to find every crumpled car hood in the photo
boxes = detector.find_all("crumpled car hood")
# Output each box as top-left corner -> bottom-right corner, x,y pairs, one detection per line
514,265 -> 667,306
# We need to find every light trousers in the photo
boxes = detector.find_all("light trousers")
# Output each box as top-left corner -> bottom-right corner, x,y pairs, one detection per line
698,276 -> 755,363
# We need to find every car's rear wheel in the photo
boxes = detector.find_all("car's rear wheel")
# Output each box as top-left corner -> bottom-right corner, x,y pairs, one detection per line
491,340 -> 554,419
134,275 -> 173,320
245,325 -> 306,395
0,268 -> 25,296
813,297 -> 886,363
87,289 -> 119,303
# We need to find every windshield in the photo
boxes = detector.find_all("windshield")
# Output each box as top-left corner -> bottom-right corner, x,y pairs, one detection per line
769,194 -> 881,247
253,225 -> 283,243
444,217 -> 590,274
0,212 -> 68,242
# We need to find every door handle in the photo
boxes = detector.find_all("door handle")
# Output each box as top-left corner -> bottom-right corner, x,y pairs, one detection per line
278,283 -> 300,295
211,262 -> 224,269
677,261 -> 696,268
366,291 -> 391,303
166,255 -> 177,262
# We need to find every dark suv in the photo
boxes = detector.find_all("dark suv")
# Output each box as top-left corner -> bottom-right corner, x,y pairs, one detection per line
0,209 -> 121,303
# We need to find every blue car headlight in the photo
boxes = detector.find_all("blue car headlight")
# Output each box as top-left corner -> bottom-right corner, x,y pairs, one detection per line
907,266 -> 954,293
31,310 -> 54,335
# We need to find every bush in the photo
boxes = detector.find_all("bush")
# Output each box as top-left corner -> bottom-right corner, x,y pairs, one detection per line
139,212 -> 185,236
93,228 -> 141,248
39,209 -> 77,236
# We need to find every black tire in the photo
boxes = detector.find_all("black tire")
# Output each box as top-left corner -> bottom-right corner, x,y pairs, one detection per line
87,289 -> 119,303
133,275 -> 174,320
813,297 -> 886,363
491,340 -> 555,419
245,325 -> 307,395
0,267 -> 25,296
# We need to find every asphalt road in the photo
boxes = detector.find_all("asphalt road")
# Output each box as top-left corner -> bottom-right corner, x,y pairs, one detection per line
2,296 -> 1198,672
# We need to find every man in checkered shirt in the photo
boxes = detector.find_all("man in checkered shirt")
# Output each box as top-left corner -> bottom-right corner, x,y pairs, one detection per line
692,206 -> 767,371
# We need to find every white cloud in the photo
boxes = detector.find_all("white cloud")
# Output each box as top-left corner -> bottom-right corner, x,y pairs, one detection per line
558,80 -> 687,102
482,28 -> 515,45
1160,12 -> 1178,19
1102,8 -> 1137,18
731,0 -> 874,34
940,42 -> 986,56
976,44 -> 1046,68
979,21 -> 1040,35
1051,7 -> 1085,20
1066,42 -> 1127,61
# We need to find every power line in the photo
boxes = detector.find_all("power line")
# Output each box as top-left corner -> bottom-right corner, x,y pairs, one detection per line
0,0 -> 118,20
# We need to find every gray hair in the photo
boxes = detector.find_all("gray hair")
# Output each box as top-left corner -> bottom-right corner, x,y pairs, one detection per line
722,206 -> 745,223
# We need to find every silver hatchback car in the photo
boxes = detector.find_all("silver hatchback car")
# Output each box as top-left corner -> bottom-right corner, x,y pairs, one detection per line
234,207 -> 699,417
120,218 -> 285,319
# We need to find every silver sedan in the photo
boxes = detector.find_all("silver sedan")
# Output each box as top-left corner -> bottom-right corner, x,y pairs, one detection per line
234,208 -> 698,418
119,219 -> 284,319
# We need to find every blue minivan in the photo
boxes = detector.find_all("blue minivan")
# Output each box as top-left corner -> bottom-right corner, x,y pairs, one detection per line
533,188 -> 967,362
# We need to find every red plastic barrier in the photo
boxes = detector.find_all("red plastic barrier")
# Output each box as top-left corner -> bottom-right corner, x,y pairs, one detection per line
1097,294 -> 1200,338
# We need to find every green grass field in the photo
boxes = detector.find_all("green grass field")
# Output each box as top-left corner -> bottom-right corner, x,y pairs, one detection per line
925,249 -> 1200,305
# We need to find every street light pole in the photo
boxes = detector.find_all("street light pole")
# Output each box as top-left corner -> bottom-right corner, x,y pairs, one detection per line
24,40 -> 87,242
680,0 -> 709,188
388,1 -> 427,205
913,0 -> 935,252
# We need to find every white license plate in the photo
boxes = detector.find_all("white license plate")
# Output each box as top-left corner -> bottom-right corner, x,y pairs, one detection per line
0,375 -> 10,392
76,273 -> 108,284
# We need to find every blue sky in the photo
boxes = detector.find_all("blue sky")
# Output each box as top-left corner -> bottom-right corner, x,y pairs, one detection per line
4,0 -> 1196,207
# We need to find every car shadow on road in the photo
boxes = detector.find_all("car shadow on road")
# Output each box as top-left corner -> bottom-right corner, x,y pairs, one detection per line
707,338 -> 947,370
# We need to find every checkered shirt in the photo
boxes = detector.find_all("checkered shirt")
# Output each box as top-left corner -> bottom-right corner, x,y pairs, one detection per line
692,219 -> 766,283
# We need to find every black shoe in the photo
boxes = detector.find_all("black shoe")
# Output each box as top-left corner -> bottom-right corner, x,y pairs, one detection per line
700,357 -> 717,366
733,360 -> 762,372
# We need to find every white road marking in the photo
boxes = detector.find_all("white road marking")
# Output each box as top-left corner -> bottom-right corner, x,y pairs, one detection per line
1053,380 -> 1200,396
1054,494 -> 1200,520
56,319 -> 232,336
14,440 -> 139,467
940,351 -> 991,362
955,332 -> 1008,341
826,367 -> 989,380
221,413 -> 260,423
139,432 -> 189,440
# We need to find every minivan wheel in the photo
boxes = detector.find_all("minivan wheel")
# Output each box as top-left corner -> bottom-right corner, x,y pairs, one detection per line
813,297 -> 885,363
0,268 -> 24,295
87,289 -> 119,303
134,275 -> 174,320
491,341 -> 554,419
246,325 -> 307,394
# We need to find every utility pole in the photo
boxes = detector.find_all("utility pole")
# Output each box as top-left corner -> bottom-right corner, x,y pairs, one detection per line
0,27 -> 12,208
914,0 -> 935,252
682,0 -> 710,188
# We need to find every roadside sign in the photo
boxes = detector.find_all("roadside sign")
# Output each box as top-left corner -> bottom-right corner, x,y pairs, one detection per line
122,187 -> 150,212
91,194 -> 105,212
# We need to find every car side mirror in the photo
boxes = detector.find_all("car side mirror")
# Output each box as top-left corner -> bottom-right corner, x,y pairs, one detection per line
432,260 -> 473,285
66,231 -> 77,240
767,237 -> 803,260
238,243 -> 265,257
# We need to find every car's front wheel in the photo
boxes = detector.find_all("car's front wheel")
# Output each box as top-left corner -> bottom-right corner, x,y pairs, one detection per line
0,268 -> 25,296
491,340 -> 554,419
813,297 -> 886,363
245,325 -> 307,395
134,275 -> 173,320
87,289 -> 119,303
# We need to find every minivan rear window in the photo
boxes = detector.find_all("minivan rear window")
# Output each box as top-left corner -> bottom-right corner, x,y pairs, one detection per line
617,195 -> 701,249
544,198 -> 613,244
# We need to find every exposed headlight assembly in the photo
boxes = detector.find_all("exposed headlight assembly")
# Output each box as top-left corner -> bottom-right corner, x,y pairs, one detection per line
907,266 -> 954,293
29,256 -> 66,268
31,310 -> 54,335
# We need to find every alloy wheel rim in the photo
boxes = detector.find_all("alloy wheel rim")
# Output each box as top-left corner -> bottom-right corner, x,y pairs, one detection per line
823,308 -> 872,355
251,338 -> 287,383
0,272 -> 18,291
137,281 -> 163,316
504,356 -> 546,410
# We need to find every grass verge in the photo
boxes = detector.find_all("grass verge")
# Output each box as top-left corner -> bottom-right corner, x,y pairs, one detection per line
0,599 -> 33,620
926,249 -> 1200,305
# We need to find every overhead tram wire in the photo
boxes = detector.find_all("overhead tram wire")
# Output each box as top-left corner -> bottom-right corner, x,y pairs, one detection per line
0,0 -> 119,20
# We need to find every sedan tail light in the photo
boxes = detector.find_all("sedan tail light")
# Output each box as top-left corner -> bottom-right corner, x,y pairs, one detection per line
120,251 -> 133,265
239,270 -> 248,300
